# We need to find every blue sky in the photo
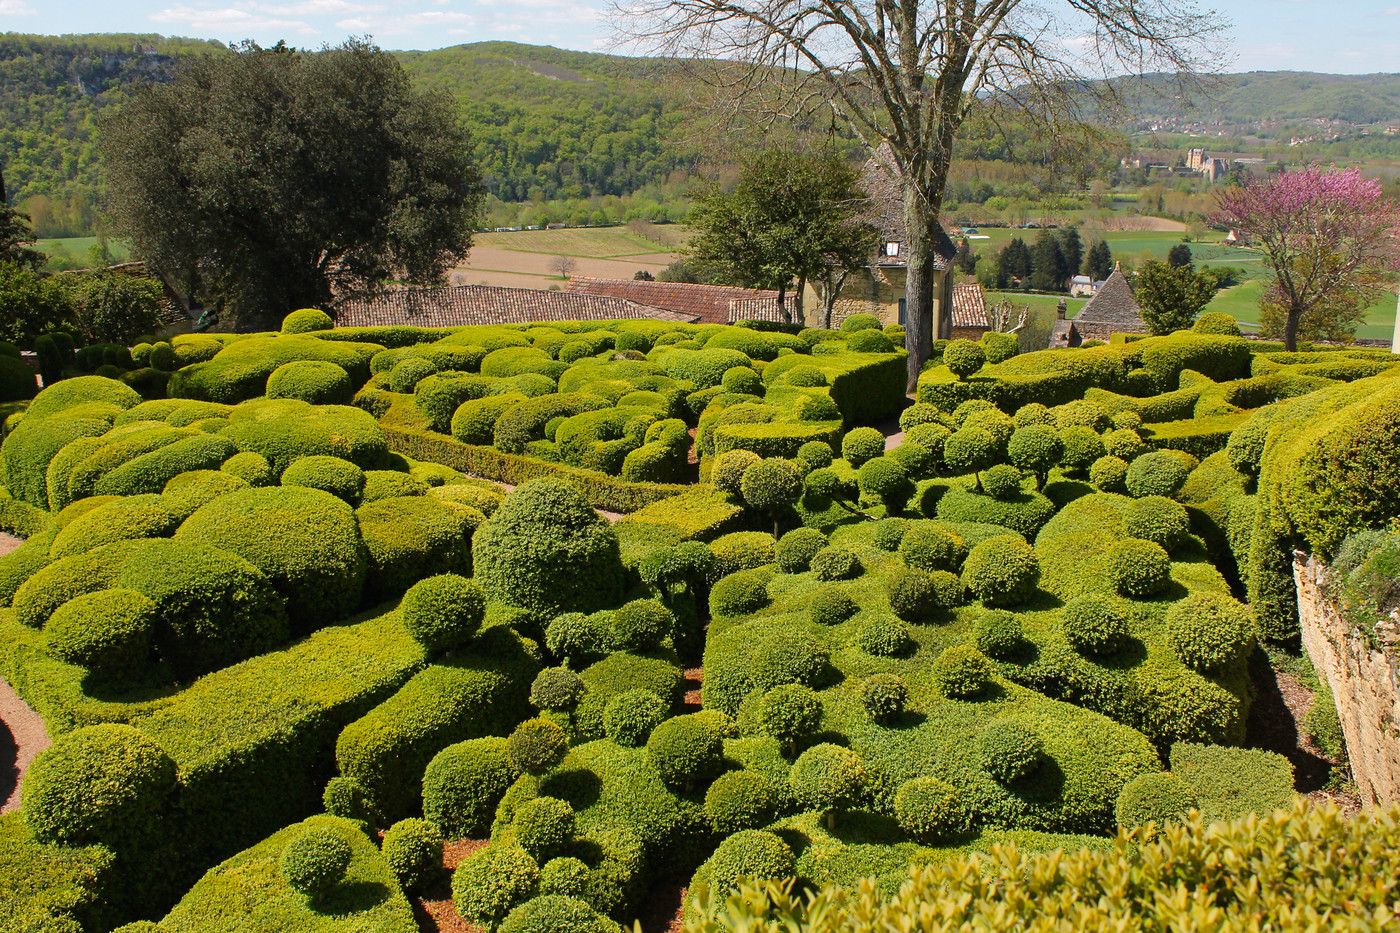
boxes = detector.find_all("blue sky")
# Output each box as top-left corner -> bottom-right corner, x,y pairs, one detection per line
0,0 -> 1396,73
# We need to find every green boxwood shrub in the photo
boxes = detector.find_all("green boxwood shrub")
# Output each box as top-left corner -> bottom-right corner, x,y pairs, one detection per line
757,683 -> 823,751
871,517 -> 908,551
811,545 -> 861,581
857,455 -> 911,511
796,440 -> 834,470
221,450 -> 274,486
1126,451 -> 1190,499
741,457 -> 804,517
531,667 -> 586,712
538,857 -> 591,900
961,535 -> 1038,606
451,844 -> 540,929
280,825 -> 353,901
546,612 -> 613,668
776,527 -> 828,573
973,610 -> 1023,660
603,689 -> 669,747
710,570 -> 771,618
266,359 -> 354,406
751,631 -> 829,693
705,770 -> 780,835
473,479 -> 624,620
611,598 -> 672,653
323,775 -> 381,826
1058,426 -> 1105,474
808,585 -> 858,626
357,495 -> 480,604
282,308 -> 334,333
1115,772 -> 1198,828
979,721 -> 1045,783
43,588 -> 154,678
898,523 -> 963,572
712,449 -> 761,495
510,718 -> 571,777
223,398 -> 389,476
1166,593 -> 1256,672
887,567 -> 959,621
498,895 -> 623,933
400,573 -> 486,653
512,796 -> 575,860
943,340 -> 985,380
841,427 -> 886,468
700,830 -> 795,901
859,673 -> 907,724
1090,455 -> 1130,493
24,724 -> 177,849
1124,496 -> 1190,550
422,737 -> 518,837
47,494 -> 181,559
931,644 -> 993,699
848,329 -> 894,353
280,455 -> 366,504
855,612 -> 910,656
647,713 -> 725,790
1193,312 -> 1241,336
893,776 -> 963,842
788,744 -> 867,816
382,817 -> 443,893
1109,538 -> 1172,599
1063,594 -> 1132,657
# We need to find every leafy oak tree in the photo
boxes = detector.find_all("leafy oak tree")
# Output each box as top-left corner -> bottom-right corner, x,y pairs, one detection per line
618,0 -> 1223,389
1133,259 -> 1218,335
100,39 -> 484,331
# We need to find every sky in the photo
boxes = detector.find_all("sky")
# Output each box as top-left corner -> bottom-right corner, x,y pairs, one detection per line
0,0 -> 1396,74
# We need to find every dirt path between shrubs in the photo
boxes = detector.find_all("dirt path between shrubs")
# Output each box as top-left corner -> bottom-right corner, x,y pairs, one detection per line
1,531 -> 50,816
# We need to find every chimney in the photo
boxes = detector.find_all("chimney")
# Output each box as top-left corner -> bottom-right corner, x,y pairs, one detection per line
1056,298 -> 1067,320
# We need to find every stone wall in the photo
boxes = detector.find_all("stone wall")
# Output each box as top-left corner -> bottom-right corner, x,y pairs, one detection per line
1295,552 -> 1400,808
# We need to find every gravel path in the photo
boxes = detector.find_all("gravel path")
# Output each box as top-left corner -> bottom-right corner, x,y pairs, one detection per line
0,532 -> 51,814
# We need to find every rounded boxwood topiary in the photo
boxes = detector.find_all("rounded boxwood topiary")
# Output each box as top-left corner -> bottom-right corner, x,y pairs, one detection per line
981,463 -> 1023,500
1058,425 -> 1105,474
498,895 -> 621,933
841,427 -> 886,468
811,545 -> 861,581
931,644 -> 993,699
1125,451 -> 1189,499
1166,593 -> 1256,672
856,613 -> 910,656
530,667 -> 586,712
893,776 -> 962,842
709,570 -> 771,618
973,610 -> 1023,660
473,479 -> 624,620
538,857 -> 591,899
943,340 -> 985,380
1007,424 -> 1062,483
1110,538 -> 1172,599
423,737 -> 518,837
712,449 -> 762,496
859,673 -> 907,724
221,450 -> 273,487
512,796 -> 575,860
546,612 -> 612,668
282,308 -> 334,333
839,313 -> 881,333
704,770 -> 780,835
961,535 -> 1038,607
857,455 -> 911,511
400,573 -> 486,653
721,365 -> 763,396
265,360 -> 353,406
383,817 -> 443,894
871,517 -> 908,552
610,598 -> 672,653
776,527 -> 828,573
646,714 -> 724,790
1193,312 -> 1240,336
280,825 -> 353,901
1089,455 -> 1130,493
509,718 -> 570,778
783,365 -> 828,387
390,356 -> 438,394
451,843 -> 540,929
757,683 -> 823,751
899,524 -> 963,573
703,830 -> 795,899
1115,772 -> 1198,828
942,427 -> 999,478
751,631 -> 828,692
1226,417 -> 1269,478
24,723 -> 177,849
788,744 -> 867,818
978,721 -> 1045,783
1103,428 -> 1146,461
887,567 -> 960,622
741,458 -> 804,518
603,688 -> 669,747
1124,495 -> 1190,550
323,775 -> 381,826
43,588 -> 154,678
848,328 -> 894,352
796,440 -> 834,471
280,455 -> 366,504
1063,594 -> 1132,656
808,586 -> 857,626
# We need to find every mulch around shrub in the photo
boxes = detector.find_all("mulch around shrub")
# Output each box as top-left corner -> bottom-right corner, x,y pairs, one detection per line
414,838 -> 489,933
637,882 -> 688,933
683,667 -> 703,713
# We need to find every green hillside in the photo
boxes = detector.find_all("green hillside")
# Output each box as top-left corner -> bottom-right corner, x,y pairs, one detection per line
1107,70 -> 1400,126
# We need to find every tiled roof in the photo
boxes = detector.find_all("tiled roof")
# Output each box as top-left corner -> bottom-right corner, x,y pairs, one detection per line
334,284 -> 700,328
951,283 -> 988,329
862,144 -> 957,269
728,296 -> 799,324
565,278 -> 783,326
1074,268 -> 1145,330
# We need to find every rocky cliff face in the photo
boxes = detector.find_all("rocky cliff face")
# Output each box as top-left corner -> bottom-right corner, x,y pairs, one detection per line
1295,553 -> 1400,808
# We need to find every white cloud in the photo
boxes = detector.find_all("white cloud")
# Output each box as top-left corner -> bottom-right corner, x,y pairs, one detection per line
0,0 -> 37,14
337,8 -> 474,34
255,0 -> 383,14
150,4 -> 320,34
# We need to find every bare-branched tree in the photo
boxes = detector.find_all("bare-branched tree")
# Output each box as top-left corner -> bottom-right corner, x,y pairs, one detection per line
614,0 -> 1226,390
986,297 -> 1028,334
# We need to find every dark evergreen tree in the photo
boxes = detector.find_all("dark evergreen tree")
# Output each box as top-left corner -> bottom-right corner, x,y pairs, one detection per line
0,166 -> 44,270
997,238 -> 1033,289
1029,229 -> 1067,292
1083,239 -> 1114,281
954,238 -> 978,275
1167,243 -> 1193,268
1057,227 -> 1083,281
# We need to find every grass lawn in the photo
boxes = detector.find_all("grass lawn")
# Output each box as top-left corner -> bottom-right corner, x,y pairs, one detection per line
1205,279 -> 1400,342
473,227 -> 674,258
986,291 -> 1088,318
965,228 -> 1241,267
35,236 -> 132,263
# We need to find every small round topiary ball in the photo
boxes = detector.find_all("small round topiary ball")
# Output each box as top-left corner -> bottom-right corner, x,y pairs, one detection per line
808,585 -> 858,626
538,856 -> 591,899
899,524 -> 962,573
266,359 -> 354,406
796,440 -> 834,471
43,588 -> 155,678
871,517 -> 908,552
1089,455 -> 1130,494
1166,592 -> 1256,672
721,365 -> 763,396
893,776 -> 963,842
390,356 -> 438,394
978,721 -> 1045,783
961,535 -> 1039,607
282,308 -> 334,333
859,672 -> 908,724
545,612 -> 612,668
1110,538 -> 1172,599
931,644 -> 992,699
704,830 -> 796,899
841,427 -> 886,468
646,714 -> 724,790
509,718 -> 570,777
886,567 -> 960,622
1193,312 -> 1240,336
1062,594 -> 1132,657
704,770 -> 780,835
512,796 -> 575,859
1124,495 -> 1190,550
280,825 -> 353,901
1125,451 -> 1190,499
322,775 -> 381,826
757,683 -> 824,750
610,598 -> 672,653
973,610 -> 1023,660
530,667 -> 587,712
811,545 -> 862,582
400,574 -> 487,653
281,455 -> 367,505
382,817 -> 443,893
981,463 -> 1023,500
943,339 -> 986,380
1115,772 -> 1198,829
603,688 -> 668,747
740,458 -> 804,513
708,570 -> 771,618
712,449 -> 762,496
776,527 -> 828,574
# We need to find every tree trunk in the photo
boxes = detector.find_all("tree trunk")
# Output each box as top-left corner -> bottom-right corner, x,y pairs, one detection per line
1284,304 -> 1301,352
794,276 -> 806,326
902,193 -> 938,393
776,280 -> 790,325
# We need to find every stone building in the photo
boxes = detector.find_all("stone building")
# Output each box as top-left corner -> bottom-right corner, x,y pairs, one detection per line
1071,266 -> 1148,342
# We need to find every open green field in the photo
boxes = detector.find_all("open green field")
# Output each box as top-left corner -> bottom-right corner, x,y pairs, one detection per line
986,291 -> 1089,318
1205,279 -> 1399,342
473,227 -> 674,258
35,236 -> 132,263
965,228 -> 1245,267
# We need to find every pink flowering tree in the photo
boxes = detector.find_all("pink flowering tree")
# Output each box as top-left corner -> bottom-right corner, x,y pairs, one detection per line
1213,167 -> 1399,350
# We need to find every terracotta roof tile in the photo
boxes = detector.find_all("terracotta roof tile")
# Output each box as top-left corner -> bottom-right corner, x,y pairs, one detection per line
951,283 -> 988,329
728,296 -> 799,324
565,278 -> 785,325
334,284 -> 700,328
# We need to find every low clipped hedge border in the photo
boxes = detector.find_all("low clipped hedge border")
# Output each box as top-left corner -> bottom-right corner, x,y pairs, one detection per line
382,425 -> 688,513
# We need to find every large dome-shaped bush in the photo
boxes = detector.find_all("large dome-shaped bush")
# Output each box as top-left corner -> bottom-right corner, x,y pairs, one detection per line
265,359 -> 353,406
473,479 -> 624,619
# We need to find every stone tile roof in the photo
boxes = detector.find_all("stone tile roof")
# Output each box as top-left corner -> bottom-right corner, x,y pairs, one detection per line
335,284 -> 700,328
862,144 -> 957,269
1074,268 -> 1145,331
565,277 -> 784,326
728,296 -> 800,324
951,283 -> 989,329
1049,317 -> 1081,349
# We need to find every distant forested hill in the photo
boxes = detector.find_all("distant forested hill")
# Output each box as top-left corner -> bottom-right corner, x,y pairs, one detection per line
1106,71 -> 1400,126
